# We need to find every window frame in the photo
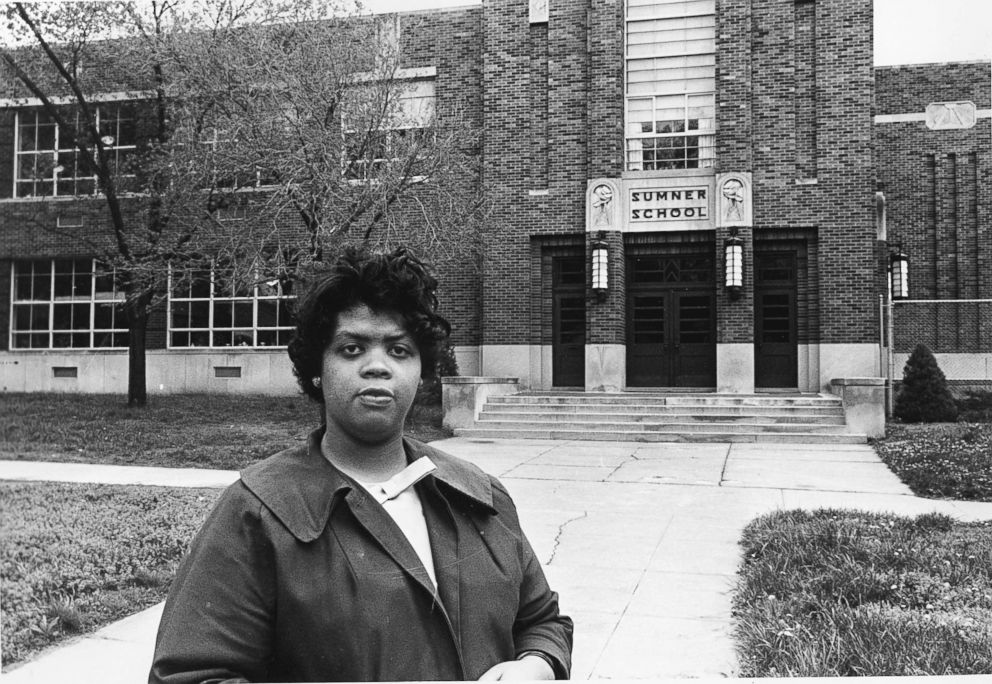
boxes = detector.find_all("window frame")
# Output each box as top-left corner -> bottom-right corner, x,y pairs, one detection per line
624,0 -> 717,172
167,264 -> 295,349
199,126 -> 277,191
341,77 -> 436,182
9,259 -> 129,350
13,105 -> 138,198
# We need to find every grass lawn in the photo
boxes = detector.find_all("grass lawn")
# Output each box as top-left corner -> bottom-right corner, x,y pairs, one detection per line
872,423 -> 992,501
0,482 -> 220,668
0,392 -> 451,668
734,509 -> 992,676
733,420 -> 992,675
0,393 -> 451,469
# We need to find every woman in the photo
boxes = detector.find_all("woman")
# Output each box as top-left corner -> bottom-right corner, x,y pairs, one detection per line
149,247 -> 573,682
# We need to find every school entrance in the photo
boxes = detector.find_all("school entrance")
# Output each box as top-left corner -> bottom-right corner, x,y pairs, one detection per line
754,251 -> 799,388
551,255 -> 586,387
625,252 -> 716,388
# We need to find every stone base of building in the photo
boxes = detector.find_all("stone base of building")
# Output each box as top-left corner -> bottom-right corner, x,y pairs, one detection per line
716,344 -> 754,393
472,342 -> 890,394
0,350 -> 298,395
585,344 -> 626,392
8,344 -> 985,398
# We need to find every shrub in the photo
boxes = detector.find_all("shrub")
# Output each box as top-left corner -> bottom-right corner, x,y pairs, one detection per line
416,339 -> 460,405
894,344 -> 958,423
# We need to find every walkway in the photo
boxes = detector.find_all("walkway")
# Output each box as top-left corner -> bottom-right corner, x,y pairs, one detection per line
3,438 -> 992,682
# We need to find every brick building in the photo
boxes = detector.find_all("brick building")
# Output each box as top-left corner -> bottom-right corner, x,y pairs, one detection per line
2,0 -> 990,399
875,61 -> 992,384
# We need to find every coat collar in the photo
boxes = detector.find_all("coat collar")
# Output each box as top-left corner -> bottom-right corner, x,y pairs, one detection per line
240,428 -> 496,542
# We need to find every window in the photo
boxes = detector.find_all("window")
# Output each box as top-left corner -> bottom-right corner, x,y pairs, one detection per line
14,105 -> 137,197
343,78 -> 435,180
625,0 -> 716,171
199,126 -> 278,190
168,266 -> 295,348
10,259 -> 128,349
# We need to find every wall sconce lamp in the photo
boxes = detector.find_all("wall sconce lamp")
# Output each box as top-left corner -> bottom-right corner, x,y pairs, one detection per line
890,249 -> 909,300
591,236 -> 609,300
724,228 -> 743,300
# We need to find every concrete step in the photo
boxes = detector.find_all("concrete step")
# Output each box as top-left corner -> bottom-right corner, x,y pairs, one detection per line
481,404 -> 844,418
476,411 -> 846,425
466,392 -> 860,444
471,418 -> 850,434
489,394 -> 841,408
453,427 -> 867,444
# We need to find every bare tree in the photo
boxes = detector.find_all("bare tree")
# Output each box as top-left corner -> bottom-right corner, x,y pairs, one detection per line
173,3 -> 490,274
2,0 -> 489,405
0,0 -> 266,406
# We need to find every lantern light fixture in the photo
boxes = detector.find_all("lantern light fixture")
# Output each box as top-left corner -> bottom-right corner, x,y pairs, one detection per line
890,249 -> 909,300
591,236 -> 609,300
724,228 -> 743,299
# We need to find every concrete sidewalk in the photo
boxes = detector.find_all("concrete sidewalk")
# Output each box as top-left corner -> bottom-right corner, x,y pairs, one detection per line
3,438 -> 992,682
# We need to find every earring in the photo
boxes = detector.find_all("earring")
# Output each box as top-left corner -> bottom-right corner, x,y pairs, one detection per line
312,376 -> 322,389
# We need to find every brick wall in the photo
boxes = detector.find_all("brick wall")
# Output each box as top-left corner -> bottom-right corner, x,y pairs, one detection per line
876,61 -> 992,354
587,0 -> 624,178
402,7 -> 484,348
876,62 -> 992,115
481,0 -> 600,347
717,0 -> 876,346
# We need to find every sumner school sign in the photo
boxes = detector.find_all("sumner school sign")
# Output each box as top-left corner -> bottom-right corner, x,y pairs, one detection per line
629,187 -> 709,221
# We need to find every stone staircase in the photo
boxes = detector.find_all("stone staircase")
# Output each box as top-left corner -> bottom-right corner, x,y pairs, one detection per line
452,391 -> 866,443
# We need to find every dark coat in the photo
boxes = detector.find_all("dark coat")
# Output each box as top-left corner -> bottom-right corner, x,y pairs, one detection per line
149,431 -> 573,683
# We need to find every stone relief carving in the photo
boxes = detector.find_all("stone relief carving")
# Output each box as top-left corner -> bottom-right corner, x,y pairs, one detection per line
926,101 -> 977,130
715,172 -> 752,228
721,178 -> 745,222
592,183 -> 615,226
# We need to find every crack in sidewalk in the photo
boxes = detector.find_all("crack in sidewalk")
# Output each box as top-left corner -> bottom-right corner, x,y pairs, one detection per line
546,510 -> 588,565
717,443 -> 732,486
603,454 -> 636,481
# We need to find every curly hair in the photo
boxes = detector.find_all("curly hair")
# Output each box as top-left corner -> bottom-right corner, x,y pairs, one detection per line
287,246 -> 451,403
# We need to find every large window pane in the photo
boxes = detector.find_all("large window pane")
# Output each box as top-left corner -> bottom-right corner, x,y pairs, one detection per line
257,300 -> 279,327
10,260 -> 125,349
213,301 -> 233,328
233,302 -> 253,328
94,303 -> 116,329
167,265 -> 294,348
189,302 -> 210,328
15,105 -> 136,198
256,330 -> 279,347
36,122 -> 56,151
53,303 -> 74,330
627,0 -> 714,20
625,1 -> 715,170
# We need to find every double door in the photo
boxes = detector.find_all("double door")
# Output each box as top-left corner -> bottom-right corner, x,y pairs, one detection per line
626,254 -> 716,388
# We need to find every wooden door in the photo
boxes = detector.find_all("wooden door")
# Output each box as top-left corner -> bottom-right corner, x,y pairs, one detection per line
552,257 -> 585,387
754,253 -> 798,388
626,254 -> 715,387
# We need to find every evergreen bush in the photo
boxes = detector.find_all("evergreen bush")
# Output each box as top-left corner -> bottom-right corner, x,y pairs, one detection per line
894,344 -> 958,423
416,339 -> 459,405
